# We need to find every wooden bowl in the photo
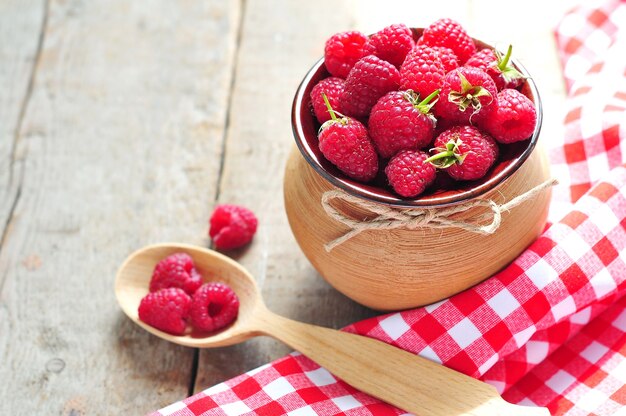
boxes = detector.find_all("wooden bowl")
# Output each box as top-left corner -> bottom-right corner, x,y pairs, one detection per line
284,30 -> 551,311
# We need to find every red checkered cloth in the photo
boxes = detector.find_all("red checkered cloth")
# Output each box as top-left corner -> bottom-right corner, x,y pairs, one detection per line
152,2 -> 626,415
551,0 -> 626,208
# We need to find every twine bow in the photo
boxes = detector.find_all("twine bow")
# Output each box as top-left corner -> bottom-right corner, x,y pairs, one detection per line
321,178 -> 557,252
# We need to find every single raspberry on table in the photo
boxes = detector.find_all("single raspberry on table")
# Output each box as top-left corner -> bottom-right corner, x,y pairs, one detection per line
340,55 -> 400,118
427,126 -> 499,181
188,283 -> 239,333
209,205 -> 258,250
435,67 -> 497,124
138,288 -> 191,335
430,46 -> 459,72
385,150 -> 436,197
368,89 -> 439,158
400,45 -> 446,99
418,18 -> 476,64
480,89 -> 537,143
324,31 -> 369,78
310,77 -> 345,123
364,23 -> 415,68
318,94 -> 378,182
150,252 -> 203,295
465,45 -> 525,90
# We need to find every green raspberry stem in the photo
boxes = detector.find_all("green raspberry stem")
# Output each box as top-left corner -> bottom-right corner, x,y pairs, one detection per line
424,150 -> 454,164
322,92 -> 337,121
424,138 -> 466,168
420,89 -> 440,106
498,44 -> 513,72
408,89 -> 440,114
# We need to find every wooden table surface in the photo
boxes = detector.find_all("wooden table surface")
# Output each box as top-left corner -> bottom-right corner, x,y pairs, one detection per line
0,0 -> 575,414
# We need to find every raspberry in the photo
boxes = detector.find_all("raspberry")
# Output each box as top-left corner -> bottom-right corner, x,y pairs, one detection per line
400,45 -> 445,99
464,50 -> 496,78
465,45 -> 525,90
209,205 -> 258,250
138,288 -> 191,335
188,283 -> 239,333
340,55 -> 400,118
385,150 -> 436,197
324,31 -> 369,78
435,67 -> 497,124
368,90 -> 439,158
363,23 -> 415,68
465,49 -> 492,68
310,77 -> 345,123
318,94 -> 378,181
150,253 -> 203,295
430,46 -> 459,72
427,126 -> 499,181
480,89 -> 537,143
418,18 -> 476,64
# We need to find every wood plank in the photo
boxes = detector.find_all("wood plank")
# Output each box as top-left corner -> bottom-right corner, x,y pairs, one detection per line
0,0 -> 241,414
0,0 -> 48,410
194,0 -> 574,395
0,0 -> 45,271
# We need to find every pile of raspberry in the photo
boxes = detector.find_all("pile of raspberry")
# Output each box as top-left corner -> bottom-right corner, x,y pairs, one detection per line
138,253 -> 239,335
311,19 -> 537,198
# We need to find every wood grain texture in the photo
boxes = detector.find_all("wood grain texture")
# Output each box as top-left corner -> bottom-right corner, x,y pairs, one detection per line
0,0 -> 48,410
0,0 -> 241,414
0,0 -> 46,282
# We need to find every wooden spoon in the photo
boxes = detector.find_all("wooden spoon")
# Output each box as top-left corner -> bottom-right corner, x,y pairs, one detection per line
115,243 -> 549,416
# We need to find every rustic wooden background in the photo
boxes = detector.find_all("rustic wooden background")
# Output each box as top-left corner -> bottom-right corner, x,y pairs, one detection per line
0,0 -> 575,414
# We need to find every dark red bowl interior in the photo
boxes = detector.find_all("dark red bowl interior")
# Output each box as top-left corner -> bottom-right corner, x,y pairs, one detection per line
291,28 -> 543,208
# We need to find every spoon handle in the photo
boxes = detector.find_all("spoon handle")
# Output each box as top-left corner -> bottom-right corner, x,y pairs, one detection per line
256,311 -> 548,416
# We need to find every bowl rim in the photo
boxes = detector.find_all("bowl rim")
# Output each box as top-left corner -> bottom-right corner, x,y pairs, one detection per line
291,36 -> 543,208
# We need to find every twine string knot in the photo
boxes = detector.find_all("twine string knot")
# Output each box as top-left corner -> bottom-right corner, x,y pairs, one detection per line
321,178 -> 557,252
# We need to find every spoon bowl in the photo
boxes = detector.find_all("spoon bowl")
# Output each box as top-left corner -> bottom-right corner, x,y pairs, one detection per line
115,243 -> 264,348
115,243 -> 549,416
